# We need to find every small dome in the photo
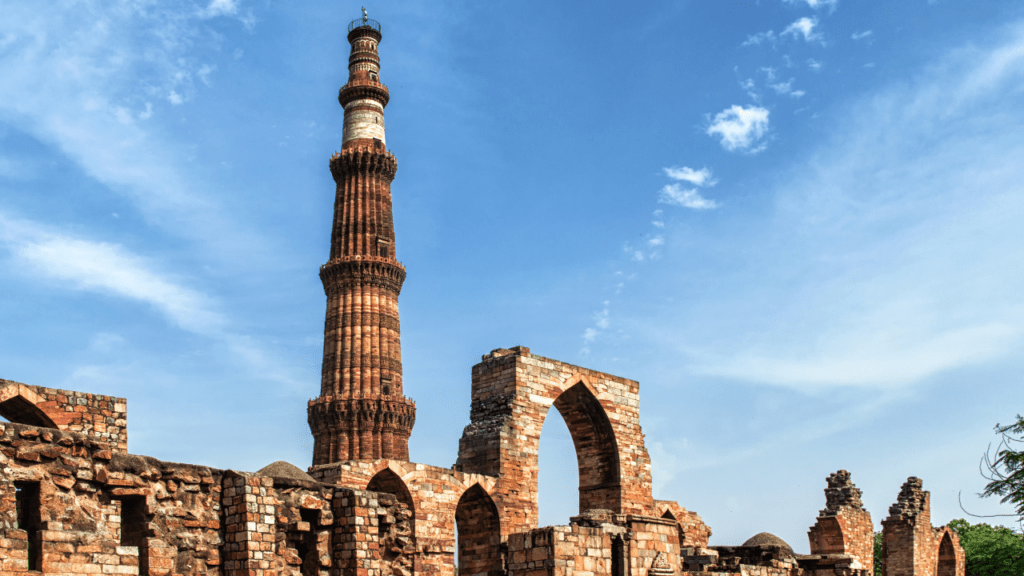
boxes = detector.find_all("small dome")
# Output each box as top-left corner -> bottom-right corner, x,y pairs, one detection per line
742,532 -> 794,552
257,460 -> 317,483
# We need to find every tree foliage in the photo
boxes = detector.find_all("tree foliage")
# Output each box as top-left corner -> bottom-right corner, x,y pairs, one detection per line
874,531 -> 883,576
948,519 -> 1024,576
981,414 -> 1024,520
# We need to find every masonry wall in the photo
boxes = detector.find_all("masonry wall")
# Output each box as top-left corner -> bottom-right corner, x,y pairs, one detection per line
0,380 -> 127,453
455,347 -> 654,536
309,459 -> 501,576
880,478 -> 965,576
807,470 -> 873,571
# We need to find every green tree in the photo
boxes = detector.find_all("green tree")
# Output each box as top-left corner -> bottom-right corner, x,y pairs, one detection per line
981,414 -> 1024,520
948,519 -> 1024,576
874,531 -> 883,576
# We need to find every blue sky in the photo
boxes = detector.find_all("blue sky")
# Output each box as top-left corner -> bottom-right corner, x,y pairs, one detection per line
2,0 -> 1023,551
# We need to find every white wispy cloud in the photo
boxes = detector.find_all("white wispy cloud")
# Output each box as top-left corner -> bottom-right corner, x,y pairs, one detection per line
0,214 -> 224,334
742,30 -> 777,47
664,23 -> 1024,389
852,30 -> 873,40
658,184 -> 719,210
783,0 -> 838,10
706,105 -> 770,152
0,1 -> 266,260
783,17 -> 822,42
0,212 -> 308,392
664,166 -> 717,187
769,79 -> 806,97
200,0 -> 239,18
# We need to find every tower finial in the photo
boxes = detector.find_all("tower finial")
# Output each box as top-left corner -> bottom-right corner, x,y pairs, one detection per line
362,6 -> 368,23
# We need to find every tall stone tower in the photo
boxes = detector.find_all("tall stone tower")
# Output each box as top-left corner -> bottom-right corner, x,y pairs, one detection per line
308,12 -> 416,465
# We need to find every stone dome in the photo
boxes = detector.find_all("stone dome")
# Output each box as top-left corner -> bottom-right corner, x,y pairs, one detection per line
742,532 -> 794,552
257,460 -> 316,483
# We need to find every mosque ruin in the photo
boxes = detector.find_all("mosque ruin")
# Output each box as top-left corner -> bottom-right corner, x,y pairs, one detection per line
0,13 -> 965,576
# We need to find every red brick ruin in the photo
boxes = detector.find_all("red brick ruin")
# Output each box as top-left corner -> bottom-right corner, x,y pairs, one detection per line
0,14 -> 964,576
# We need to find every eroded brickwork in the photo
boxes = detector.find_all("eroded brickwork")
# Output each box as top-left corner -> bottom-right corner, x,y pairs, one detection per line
455,347 -> 654,533
880,478 -> 965,576
1,380 -> 127,453
807,471 -> 873,570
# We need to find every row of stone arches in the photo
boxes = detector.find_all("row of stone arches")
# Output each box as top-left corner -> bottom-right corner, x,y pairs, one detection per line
362,467 -> 503,576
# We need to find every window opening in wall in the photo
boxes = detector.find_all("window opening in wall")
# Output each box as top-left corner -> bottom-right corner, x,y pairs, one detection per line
612,535 -> 626,576
116,495 -> 148,574
118,496 -> 146,547
298,508 -> 321,576
15,481 -> 42,571
377,239 -> 390,258
381,376 -> 392,396
537,406 -> 578,526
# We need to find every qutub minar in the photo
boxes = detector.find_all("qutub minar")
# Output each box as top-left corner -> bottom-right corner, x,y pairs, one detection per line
308,9 -> 416,465
0,11 -> 965,576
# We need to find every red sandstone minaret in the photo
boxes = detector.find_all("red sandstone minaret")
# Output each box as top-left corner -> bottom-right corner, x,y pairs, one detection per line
308,11 -> 416,465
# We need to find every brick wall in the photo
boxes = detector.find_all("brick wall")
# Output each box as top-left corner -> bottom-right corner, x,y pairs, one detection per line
0,379 -> 127,452
880,477 -> 965,576
455,347 -> 654,535
807,470 -> 873,570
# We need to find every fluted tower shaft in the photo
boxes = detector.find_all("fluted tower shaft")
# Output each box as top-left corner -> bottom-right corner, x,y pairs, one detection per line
308,17 -> 416,465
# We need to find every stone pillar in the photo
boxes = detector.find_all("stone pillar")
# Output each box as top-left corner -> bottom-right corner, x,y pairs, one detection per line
222,473 -> 276,576
807,470 -> 874,570
881,477 -> 935,576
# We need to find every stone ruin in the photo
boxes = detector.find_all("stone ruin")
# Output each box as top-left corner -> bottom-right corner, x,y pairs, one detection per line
0,12 -> 965,576
0,369 -> 967,576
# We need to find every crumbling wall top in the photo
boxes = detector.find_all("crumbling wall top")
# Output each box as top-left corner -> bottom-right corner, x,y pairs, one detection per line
822,469 -> 865,514
887,476 -> 928,521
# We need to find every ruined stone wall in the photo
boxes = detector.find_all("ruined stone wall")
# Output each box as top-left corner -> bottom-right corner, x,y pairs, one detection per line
807,471 -> 873,571
653,500 -> 711,549
0,421 -> 221,576
880,478 -> 966,576
505,511 -> 680,576
455,347 -> 654,536
0,379 -> 127,453
309,459 -> 500,576
0,418 -> 424,576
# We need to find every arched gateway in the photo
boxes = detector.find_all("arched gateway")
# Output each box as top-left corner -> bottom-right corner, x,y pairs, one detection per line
455,346 -> 653,535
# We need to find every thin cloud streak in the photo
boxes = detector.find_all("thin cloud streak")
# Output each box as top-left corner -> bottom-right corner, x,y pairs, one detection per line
0,212 -> 307,392
650,23 -> 1024,390
0,1 -> 267,261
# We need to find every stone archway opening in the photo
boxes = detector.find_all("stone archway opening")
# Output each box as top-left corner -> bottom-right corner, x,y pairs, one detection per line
456,484 -> 502,576
538,405 -> 579,526
937,532 -> 956,576
551,381 -> 621,513
0,392 -> 57,428
366,468 -> 416,542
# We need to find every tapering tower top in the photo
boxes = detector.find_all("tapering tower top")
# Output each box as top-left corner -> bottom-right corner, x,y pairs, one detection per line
340,9 -> 388,148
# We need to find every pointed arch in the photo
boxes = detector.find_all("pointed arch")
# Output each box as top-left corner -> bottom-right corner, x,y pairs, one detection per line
660,509 -> 685,550
937,531 -> 956,576
456,484 -> 502,576
367,468 -> 416,541
551,381 -> 621,512
0,384 -> 58,428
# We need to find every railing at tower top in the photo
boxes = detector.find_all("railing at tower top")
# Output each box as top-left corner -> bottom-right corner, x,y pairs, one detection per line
348,18 -> 381,33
